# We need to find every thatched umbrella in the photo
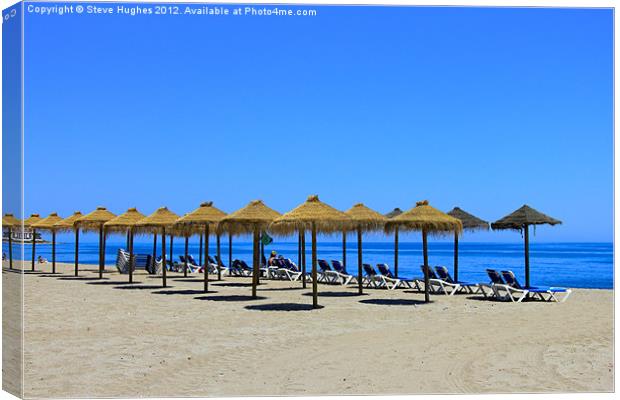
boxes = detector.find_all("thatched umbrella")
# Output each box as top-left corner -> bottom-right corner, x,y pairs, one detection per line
75,207 -> 116,279
3,214 -> 20,270
270,195 -> 352,308
220,200 -> 281,298
104,208 -> 146,283
385,208 -> 403,277
491,205 -> 561,288
385,200 -> 462,303
23,214 -> 42,271
345,204 -> 387,295
136,207 -> 180,287
447,207 -> 489,281
54,211 -> 83,276
176,202 -> 227,292
32,213 -> 64,274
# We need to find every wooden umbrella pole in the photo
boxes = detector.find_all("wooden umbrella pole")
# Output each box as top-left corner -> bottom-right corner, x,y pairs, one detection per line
216,233 -> 222,281
298,231 -> 302,267
301,230 -> 306,289
126,230 -> 130,250
102,228 -> 107,276
152,234 -> 157,271
252,227 -> 259,298
129,228 -> 134,284
98,225 -> 103,279
199,233 -> 203,266
422,229 -> 429,303
394,227 -> 399,278
260,230 -> 264,268
74,228 -> 79,276
342,229 -> 347,267
203,224 -> 209,293
161,227 -> 167,288
184,235 -> 189,278
524,224 -> 530,288
31,228 -> 36,271
357,226 -> 363,295
311,222 -> 318,309
453,230 -> 459,281
8,227 -> 13,270
228,233 -> 232,276
52,230 -> 56,274
169,235 -> 174,270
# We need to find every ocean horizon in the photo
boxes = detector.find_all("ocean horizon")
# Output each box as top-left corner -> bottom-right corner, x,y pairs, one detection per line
5,241 -> 613,290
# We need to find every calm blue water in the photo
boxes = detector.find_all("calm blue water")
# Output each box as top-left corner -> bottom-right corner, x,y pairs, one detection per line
4,241 -> 613,289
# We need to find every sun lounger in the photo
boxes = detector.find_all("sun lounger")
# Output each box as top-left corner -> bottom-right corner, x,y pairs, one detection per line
434,266 -> 480,294
115,249 -> 130,274
179,255 -> 201,273
375,263 -> 417,289
482,269 -> 528,302
230,259 -> 253,277
329,260 -> 356,285
420,265 -> 461,295
501,270 -> 571,303
318,259 -> 341,284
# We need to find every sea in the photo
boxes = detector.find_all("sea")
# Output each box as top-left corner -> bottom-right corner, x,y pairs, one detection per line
4,240 -> 613,289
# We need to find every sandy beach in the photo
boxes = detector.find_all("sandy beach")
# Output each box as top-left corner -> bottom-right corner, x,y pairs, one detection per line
3,261 -> 614,397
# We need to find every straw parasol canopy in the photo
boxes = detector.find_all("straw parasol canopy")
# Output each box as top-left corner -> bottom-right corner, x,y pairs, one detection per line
448,207 -> 489,231
75,207 -> 116,232
23,214 -> 42,227
447,207 -> 489,281
177,201 -> 228,281
53,211 -> 83,276
32,212 -> 64,230
386,200 -> 463,303
3,213 -> 21,227
385,201 -> 463,234
345,203 -> 387,294
491,205 -> 562,288
271,195 -> 352,308
104,207 -> 146,232
3,214 -> 20,270
491,205 -> 561,231
33,213 -> 64,273
105,207 -> 146,283
76,207 -> 117,278
221,200 -> 281,297
270,195 -> 351,235
53,211 -> 83,232
219,200 -> 281,233
136,207 -> 180,288
385,208 -> 403,277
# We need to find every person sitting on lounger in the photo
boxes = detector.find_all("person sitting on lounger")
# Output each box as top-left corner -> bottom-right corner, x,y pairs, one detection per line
268,251 -> 279,267
37,255 -> 47,264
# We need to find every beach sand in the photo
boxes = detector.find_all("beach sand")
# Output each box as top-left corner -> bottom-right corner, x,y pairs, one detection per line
4,261 -> 614,397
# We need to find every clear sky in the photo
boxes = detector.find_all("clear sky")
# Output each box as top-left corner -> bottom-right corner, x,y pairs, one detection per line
11,3 -> 614,242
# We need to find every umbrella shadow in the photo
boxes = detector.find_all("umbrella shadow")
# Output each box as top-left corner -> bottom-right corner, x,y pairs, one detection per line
245,303 -> 323,312
58,277 -> 108,281
302,291 -> 368,297
465,296 -> 505,303
258,287 -> 305,292
212,282 -> 253,288
171,278 -> 204,283
195,295 -> 267,302
359,298 -> 428,306
86,281 -> 136,286
113,285 -> 167,290
152,289 -> 216,295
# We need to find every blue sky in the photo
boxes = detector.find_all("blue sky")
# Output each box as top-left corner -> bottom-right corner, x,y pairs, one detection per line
8,4 -> 614,242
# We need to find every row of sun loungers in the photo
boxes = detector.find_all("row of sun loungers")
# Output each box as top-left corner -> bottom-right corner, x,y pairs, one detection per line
114,249 -> 570,302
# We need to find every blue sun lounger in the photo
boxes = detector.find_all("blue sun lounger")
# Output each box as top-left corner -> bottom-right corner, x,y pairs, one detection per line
420,265 -> 461,295
434,266 -> 480,294
501,270 -> 571,303
330,260 -> 356,285
376,264 -> 420,290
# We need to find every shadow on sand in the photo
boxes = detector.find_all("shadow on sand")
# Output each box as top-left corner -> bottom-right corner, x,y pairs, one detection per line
58,276 -> 108,281
359,298 -> 428,306
302,291 -> 368,298
195,295 -> 266,302
113,285 -> 166,290
152,289 -> 215,295
244,303 -> 323,312
86,281 -> 136,286
212,282 -> 254,288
